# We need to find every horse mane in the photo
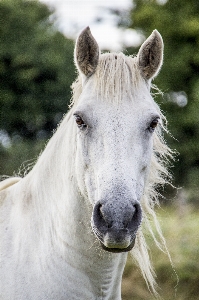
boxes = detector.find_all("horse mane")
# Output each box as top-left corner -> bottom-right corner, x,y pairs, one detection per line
71,52 -> 174,294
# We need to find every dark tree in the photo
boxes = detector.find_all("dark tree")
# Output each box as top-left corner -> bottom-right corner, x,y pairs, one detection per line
0,0 -> 76,140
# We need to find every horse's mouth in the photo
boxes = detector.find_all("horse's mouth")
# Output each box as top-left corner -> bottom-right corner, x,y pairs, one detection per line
100,238 -> 136,253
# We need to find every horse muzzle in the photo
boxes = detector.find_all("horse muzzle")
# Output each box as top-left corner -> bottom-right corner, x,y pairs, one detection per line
91,199 -> 142,253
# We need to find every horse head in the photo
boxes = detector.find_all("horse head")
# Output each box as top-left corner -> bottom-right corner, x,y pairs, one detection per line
73,27 -> 163,253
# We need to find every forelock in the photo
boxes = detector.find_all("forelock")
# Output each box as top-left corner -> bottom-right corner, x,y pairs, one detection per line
71,52 -> 146,106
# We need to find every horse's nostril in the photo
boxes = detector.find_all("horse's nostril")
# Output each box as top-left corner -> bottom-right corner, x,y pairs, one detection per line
128,203 -> 142,230
98,204 -> 113,228
98,204 -> 103,219
93,202 -> 108,232
93,202 -> 114,230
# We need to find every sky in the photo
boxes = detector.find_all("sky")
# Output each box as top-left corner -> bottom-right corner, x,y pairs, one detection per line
40,0 -> 143,51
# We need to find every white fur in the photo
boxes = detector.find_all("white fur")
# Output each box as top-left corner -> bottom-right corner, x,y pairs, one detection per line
0,36 -> 172,299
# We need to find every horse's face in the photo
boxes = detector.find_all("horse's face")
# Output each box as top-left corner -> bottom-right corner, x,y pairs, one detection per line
74,90 -> 159,252
74,27 -> 163,253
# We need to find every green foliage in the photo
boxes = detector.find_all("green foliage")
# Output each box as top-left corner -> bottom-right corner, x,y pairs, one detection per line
127,0 -> 199,194
0,0 -> 75,140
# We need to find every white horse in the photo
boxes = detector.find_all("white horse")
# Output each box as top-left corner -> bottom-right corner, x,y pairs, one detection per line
0,27 -> 172,299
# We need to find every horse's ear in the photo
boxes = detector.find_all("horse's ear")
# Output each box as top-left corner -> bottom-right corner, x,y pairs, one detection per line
137,30 -> 163,80
75,27 -> 99,77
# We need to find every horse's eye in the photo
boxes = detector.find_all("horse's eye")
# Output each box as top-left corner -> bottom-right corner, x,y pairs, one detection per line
76,116 -> 84,126
149,118 -> 159,131
74,115 -> 86,128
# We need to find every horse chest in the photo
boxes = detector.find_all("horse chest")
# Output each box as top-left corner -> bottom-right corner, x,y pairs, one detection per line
1,240 -> 126,300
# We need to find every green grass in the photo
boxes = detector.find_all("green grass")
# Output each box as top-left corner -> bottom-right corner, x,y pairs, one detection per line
122,206 -> 199,300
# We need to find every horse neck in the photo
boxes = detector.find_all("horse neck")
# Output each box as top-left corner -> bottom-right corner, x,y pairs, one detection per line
16,111 -> 127,296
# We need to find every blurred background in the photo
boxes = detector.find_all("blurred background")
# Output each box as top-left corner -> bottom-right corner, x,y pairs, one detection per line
0,0 -> 199,299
